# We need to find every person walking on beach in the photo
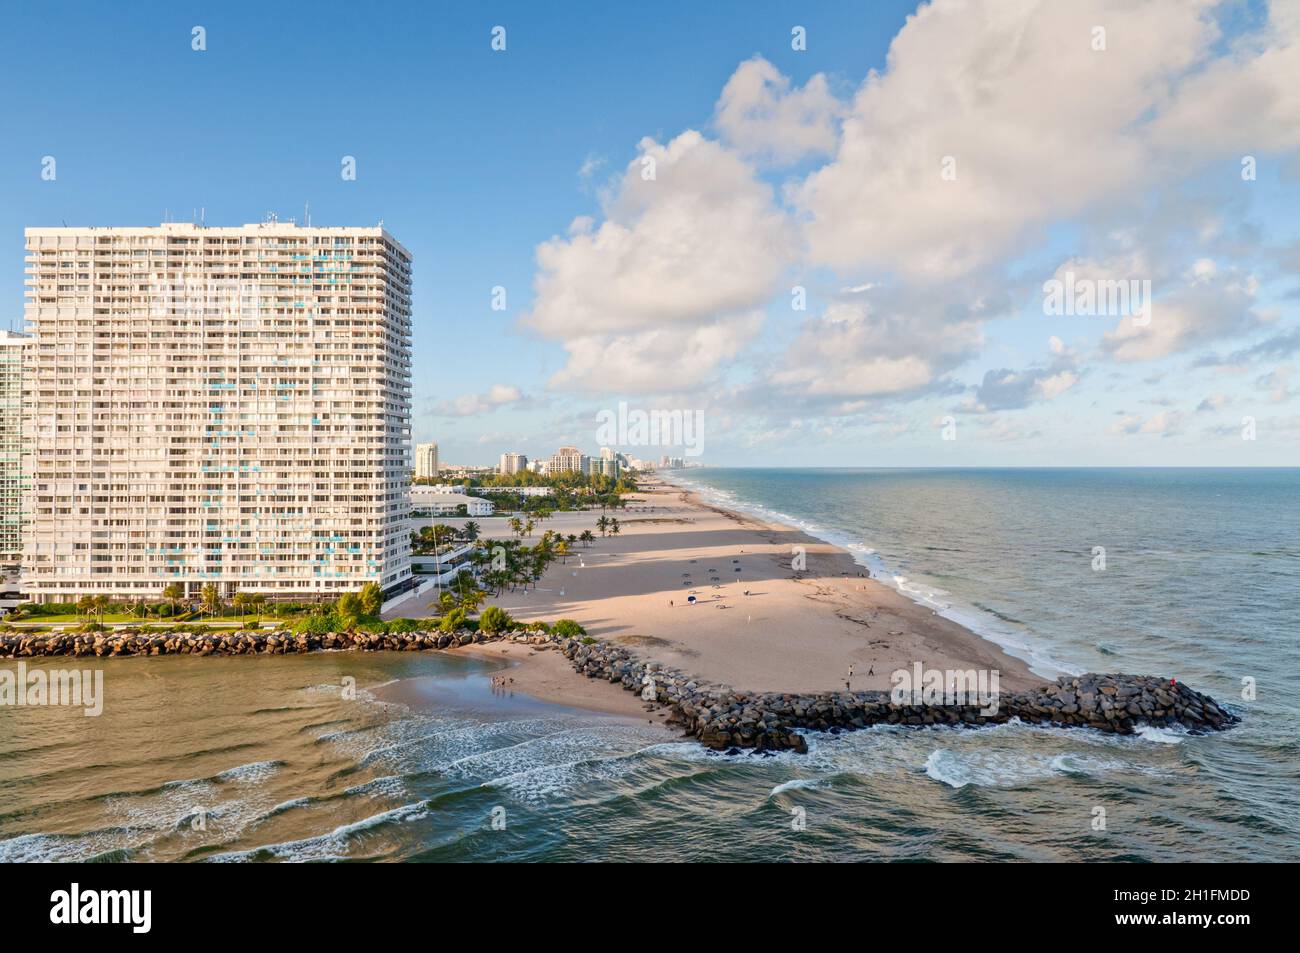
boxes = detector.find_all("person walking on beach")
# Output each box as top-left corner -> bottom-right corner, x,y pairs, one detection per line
846,663 -> 855,691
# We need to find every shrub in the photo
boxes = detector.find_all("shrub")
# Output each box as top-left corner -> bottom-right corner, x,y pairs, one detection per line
438,608 -> 466,634
293,614 -> 339,636
552,618 -> 586,638
580,636 -> 598,646
478,605 -> 514,635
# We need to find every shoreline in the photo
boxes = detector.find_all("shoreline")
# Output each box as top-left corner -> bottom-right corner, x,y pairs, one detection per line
405,477 -> 1045,706
1,478 -> 1241,750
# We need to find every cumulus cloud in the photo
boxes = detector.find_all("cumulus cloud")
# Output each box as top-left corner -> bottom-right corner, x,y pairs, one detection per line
1101,264 -> 1261,362
768,283 -> 995,404
522,131 -> 793,393
714,56 -> 843,164
968,363 -> 1078,411
435,384 -> 525,417
525,131 -> 791,338
548,312 -> 764,394
793,0 -> 1300,280
519,0 -> 1300,443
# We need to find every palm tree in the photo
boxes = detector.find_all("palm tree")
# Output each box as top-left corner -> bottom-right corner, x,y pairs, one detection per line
596,515 -> 610,537
508,517 -> 524,538
250,592 -> 267,624
162,582 -> 183,618
610,518 -> 621,537
77,595 -> 95,622
200,583 -> 221,619
555,540 -> 570,564
524,518 -> 535,538
462,520 -> 481,542
580,530 -> 594,548
232,591 -> 249,620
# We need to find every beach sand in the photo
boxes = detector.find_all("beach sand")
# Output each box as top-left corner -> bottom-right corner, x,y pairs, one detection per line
383,479 -> 1044,715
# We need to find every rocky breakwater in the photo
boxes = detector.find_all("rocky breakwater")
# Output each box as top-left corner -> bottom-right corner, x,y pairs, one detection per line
0,627 -> 517,658
559,639 -> 1240,753
2,628 -> 1240,754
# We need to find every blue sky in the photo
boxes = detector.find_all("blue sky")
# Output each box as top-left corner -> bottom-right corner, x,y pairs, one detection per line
2,0 -> 1297,466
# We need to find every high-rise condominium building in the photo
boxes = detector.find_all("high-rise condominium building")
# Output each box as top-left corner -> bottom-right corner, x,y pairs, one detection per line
548,445 -> 585,475
0,330 -> 33,563
498,451 -> 527,475
414,441 -> 439,479
22,222 -> 413,603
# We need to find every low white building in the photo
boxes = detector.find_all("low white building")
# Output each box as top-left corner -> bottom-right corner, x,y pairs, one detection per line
477,486 -> 553,497
410,488 -> 494,517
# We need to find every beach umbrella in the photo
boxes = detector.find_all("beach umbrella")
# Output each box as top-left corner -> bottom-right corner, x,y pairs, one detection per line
687,595 -> 697,604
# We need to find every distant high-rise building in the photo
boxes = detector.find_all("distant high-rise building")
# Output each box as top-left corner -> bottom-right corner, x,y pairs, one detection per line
22,222 -> 413,602
0,330 -> 33,563
415,442 -> 439,479
498,451 -> 527,475
549,445 -> 585,475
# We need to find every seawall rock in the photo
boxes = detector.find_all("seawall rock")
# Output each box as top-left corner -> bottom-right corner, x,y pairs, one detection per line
0,628 -> 1239,752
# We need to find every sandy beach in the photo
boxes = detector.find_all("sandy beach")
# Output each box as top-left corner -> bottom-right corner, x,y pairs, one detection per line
383,479 -> 1043,716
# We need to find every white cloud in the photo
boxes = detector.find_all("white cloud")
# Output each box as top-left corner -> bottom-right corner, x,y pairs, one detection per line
524,131 -> 791,339
1034,370 -> 1079,400
549,312 -> 764,395
1109,410 -> 1186,436
1101,267 -> 1260,362
523,131 -> 792,393
792,0 -> 1299,280
714,56 -> 843,164
436,385 -> 524,417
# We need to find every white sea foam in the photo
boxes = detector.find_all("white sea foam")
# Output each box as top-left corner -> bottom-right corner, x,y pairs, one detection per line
923,746 -> 1132,789
215,759 -> 284,784
209,800 -> 430,863
769,777 -> 822,797
1134,724 -> 1188,744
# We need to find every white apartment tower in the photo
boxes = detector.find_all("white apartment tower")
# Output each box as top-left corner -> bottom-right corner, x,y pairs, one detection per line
22,222 -> 414,603
414,441 -> 439,479
0,330 -> 34,563
548,445 -> 585,475
498,451 -> 527,475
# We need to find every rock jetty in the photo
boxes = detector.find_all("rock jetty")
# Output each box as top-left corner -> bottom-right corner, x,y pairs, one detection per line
1,627 -> 1239,752
559,638 -> 1239,753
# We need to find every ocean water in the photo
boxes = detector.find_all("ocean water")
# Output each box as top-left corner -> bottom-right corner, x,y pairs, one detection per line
2,468 -> 1296,862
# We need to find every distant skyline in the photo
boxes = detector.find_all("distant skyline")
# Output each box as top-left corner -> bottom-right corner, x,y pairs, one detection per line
3,0 -> 1298,466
